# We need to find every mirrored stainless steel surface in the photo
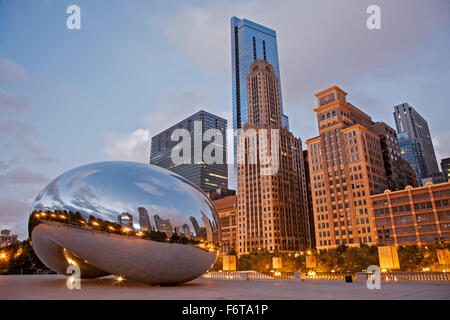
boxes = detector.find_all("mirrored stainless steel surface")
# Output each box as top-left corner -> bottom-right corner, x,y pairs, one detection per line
28,161 -> 220,285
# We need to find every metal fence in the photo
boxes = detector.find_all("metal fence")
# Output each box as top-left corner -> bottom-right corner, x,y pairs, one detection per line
203,271 -> 449,282
362,271 -> 449,282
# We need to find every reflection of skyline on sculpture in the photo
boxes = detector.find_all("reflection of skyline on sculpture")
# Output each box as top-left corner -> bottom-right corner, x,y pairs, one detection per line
31,161 -> 218,239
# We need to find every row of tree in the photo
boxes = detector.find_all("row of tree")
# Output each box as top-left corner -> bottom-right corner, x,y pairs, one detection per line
211,243 -> 450,273
0,240 -> 47,274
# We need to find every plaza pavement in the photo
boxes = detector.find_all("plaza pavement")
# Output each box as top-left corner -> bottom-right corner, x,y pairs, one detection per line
0,274 -> 449,300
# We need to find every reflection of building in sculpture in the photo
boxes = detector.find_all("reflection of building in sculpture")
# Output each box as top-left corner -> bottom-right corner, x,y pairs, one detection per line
118,212 -> 133,229
0,229 -> 18,248
212,195 -> 237,254
237,60 -> 312,254
370,181 -> 450,246
201,211 -> 214,241
138,207 -> 153,232
182,224 -> 191,239
190,216 -> 206,239
154,215 -> 173,237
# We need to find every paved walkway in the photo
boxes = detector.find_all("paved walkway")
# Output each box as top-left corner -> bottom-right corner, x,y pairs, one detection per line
0,275 -> 449,300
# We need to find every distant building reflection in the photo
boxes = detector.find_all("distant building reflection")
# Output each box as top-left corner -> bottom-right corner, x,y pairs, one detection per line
118,212 -> 133,230
138,207 -> 154,232
154,215 -> 173,237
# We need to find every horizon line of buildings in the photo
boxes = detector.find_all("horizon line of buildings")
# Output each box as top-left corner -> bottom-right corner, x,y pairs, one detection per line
148,16 -> 449,255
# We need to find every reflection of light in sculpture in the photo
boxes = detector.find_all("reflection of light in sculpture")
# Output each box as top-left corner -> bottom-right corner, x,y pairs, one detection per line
28,161 -> 220,285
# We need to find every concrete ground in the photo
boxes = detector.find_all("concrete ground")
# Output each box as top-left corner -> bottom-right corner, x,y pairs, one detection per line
0,275 -> 449,300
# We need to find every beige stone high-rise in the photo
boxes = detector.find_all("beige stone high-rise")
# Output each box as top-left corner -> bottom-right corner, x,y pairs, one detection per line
236,60 -> 312,255
306,86 -> 418,250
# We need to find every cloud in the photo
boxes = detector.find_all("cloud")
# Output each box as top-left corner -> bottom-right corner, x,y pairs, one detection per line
0,88 -> 31,113
146,91 -> 212,135
433,131 -> 450,165
0,118 -> 55,163
0,167 -> 48,187
0,57 -> 27,84
0,197 -> 32,240
103,129 -> 150,162
102,91 -> 213,163
148,0 -> 449,140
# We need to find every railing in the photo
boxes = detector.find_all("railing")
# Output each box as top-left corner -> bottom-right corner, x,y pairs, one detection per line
304,272 -> 355,280
202,271 -> 272,280
204,271 -> 449,282
357,271 -> 449,282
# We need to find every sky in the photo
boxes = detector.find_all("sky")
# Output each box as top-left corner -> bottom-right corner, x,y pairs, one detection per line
0,0 -> 449,239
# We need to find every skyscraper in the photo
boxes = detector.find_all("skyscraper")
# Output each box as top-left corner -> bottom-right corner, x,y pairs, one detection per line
230,17 -> 288,188
306,86 -> 393,249
236,60 -> 311,254
394,103 -> 439,184
150,110 -> 228,194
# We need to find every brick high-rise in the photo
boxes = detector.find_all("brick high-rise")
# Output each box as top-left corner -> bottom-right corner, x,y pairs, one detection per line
236,60 -> 312,254
306,86 -> 417,249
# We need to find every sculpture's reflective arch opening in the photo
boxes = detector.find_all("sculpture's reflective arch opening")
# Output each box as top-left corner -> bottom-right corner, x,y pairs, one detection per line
28,161 -> 220,285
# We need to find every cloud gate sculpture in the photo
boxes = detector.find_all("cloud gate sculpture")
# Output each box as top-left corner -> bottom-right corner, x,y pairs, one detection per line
28,161 -> 220,285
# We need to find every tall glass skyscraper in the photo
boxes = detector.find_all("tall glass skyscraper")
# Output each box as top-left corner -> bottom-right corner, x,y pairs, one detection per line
230,17 -> 288,188
394,103 -> 439,184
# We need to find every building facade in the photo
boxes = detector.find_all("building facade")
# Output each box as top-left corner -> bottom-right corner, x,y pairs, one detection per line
394,103 -> 440,184
212,195 -> 237,254
150,110 -> 228,194
306,86 -> 395,250
370,122 -> 414,191
303,150 -> 317,248
370,182 -> 450,246
230,17 -> 288,188
441,157 -> 450,182
402,158 -> 420,188
0,229 -> 18,248
236,60 -> 311,255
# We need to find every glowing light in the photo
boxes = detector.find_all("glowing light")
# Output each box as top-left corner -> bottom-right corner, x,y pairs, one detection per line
14,248 -> 23,258
34,213 -> 40,218
117,276 -> 124,282
122,227 -> 130,233
80,220 -> 86,224
274,271 -> 281,276
331,269 -> 335,273
422,268 -> 430,272
91,221 -> 99,227
59,215 -> 66,219
66,257 -> 78,266
381,269 -> 387,272
40,213 -> 47,217
136,231 -> 144,237
108,226 -> 115,231
51,214 -> 57,218
307,250 -> 312,255
0,253 -> 6,259
308,271 -> 316,277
